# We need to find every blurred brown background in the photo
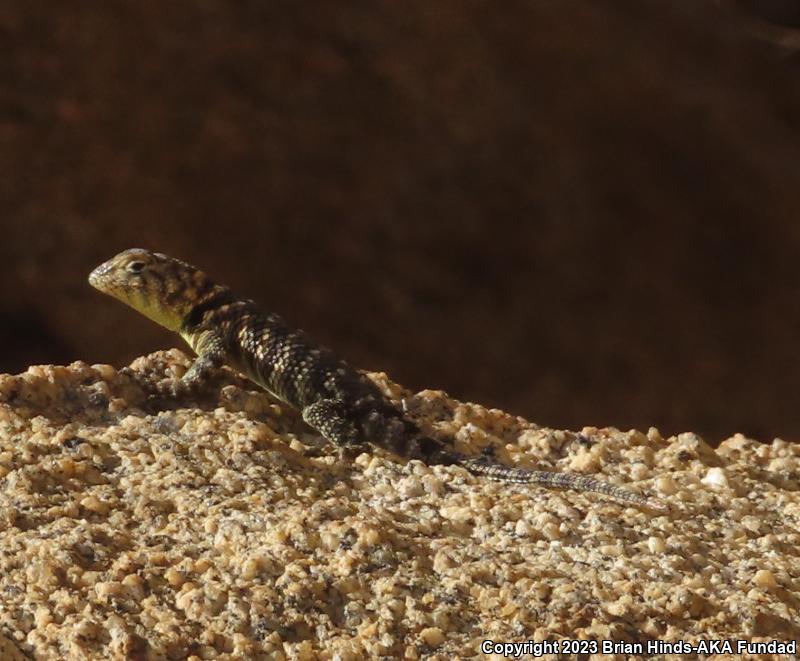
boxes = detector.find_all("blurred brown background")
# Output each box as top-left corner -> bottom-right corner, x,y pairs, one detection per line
2,1 -> 799,443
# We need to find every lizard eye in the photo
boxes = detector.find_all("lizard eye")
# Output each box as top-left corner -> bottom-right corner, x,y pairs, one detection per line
126,260 -> 146,274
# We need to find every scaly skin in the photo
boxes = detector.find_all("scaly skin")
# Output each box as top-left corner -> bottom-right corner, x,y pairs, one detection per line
89,248 -> 667,511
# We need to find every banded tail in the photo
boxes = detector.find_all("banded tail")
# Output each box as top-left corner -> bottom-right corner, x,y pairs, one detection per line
459,456 -> 667,511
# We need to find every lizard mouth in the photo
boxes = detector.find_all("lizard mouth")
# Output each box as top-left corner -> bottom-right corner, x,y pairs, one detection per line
88,262 -> 112,289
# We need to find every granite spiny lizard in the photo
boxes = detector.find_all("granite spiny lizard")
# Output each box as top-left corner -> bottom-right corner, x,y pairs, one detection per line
89,248 -> 666,511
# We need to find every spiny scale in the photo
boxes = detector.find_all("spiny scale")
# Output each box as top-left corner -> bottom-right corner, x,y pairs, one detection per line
89,248 -> 667,512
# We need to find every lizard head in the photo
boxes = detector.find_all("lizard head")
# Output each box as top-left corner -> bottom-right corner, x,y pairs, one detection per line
89,248 -> 221,332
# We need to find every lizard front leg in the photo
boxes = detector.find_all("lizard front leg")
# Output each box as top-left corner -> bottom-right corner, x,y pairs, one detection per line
165,348 -> 226,397
126,332 -> 227,399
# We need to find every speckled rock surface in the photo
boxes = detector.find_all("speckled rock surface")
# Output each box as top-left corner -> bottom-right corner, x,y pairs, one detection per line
0,351 -> 797,659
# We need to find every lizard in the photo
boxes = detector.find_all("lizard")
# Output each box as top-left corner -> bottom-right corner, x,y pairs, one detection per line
89,248 -> 667,511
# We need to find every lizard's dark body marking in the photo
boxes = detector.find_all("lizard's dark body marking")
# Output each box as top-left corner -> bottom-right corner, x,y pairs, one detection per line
89,249 -> 667,511
182,290 -> 443,457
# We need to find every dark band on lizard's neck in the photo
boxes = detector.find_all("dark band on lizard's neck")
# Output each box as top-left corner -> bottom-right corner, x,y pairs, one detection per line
182,288 -> 239,332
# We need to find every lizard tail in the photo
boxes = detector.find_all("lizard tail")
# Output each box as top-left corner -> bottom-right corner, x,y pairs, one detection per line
458,456 -> 667,512
396,431 -> 667,512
